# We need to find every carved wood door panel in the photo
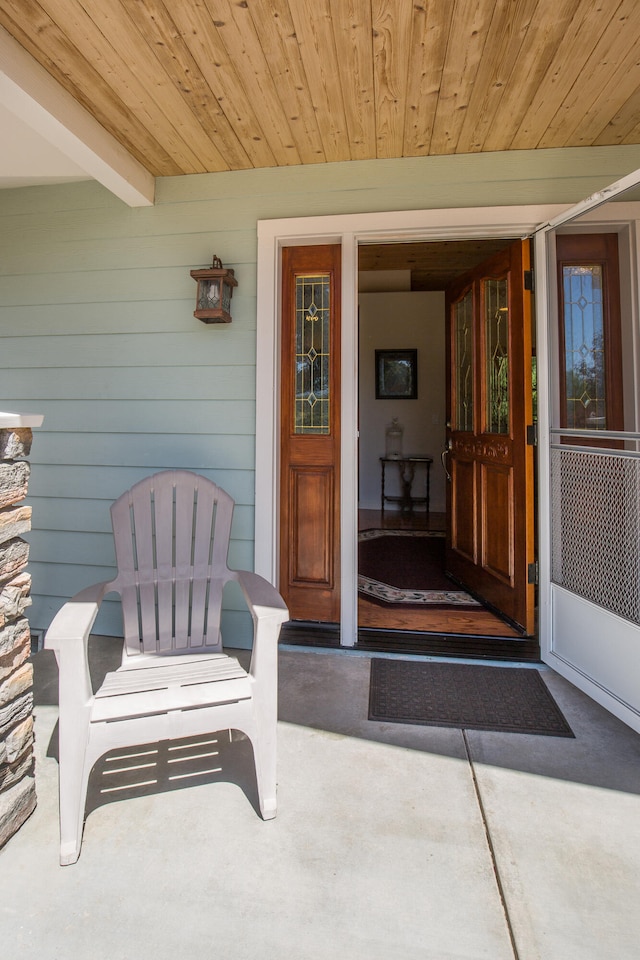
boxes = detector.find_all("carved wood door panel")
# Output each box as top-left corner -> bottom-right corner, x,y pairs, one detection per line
445,240 -> 535,634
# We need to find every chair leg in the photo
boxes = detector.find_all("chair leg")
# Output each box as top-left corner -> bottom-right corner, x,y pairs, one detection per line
57,714 -> 92,865
251,727 -> 277,820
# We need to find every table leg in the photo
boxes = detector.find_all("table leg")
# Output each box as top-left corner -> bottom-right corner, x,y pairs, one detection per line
426,461 -> 430,516
398,460 -> 416,513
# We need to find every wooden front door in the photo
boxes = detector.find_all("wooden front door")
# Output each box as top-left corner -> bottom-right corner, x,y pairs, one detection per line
279,244 -> 341,622
445,240 -> 535,634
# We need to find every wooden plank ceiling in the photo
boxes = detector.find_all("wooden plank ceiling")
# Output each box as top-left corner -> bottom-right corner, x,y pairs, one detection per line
359,239 -> 515,290
1,0 -> 640,180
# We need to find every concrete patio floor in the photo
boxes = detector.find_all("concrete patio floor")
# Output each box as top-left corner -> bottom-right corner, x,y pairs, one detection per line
2,639 -> 640,960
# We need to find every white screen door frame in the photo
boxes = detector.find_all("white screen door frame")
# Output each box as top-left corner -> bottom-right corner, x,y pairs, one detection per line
534,170 -> 640,734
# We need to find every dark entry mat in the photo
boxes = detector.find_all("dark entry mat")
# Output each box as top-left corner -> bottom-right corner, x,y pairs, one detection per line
369,659 -> 574,737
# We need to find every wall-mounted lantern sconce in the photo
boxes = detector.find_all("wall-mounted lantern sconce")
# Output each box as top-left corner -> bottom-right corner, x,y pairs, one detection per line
190,255 -> 238,323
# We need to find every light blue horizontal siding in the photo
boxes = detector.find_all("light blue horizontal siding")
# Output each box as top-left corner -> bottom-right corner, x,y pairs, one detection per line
26,496 -> 114,533
3,145 -> 640,636
28,436 -> 253,475
0,273 -> 257,310
0,329 -> 257,367
29,595 -> 254,649
29,534 -> 253,585
0,301 -> 197,335
3,145 -> 639,253
27,465 -> 256,504
29,496 -> 254,539
29,525 -> 253,567
0,364 -> 255,401
29,593 -> 123,640
156,146 -> 640,204
0,145 -> 637,219
0,179 -> 129,215
26,401 -> 256,435
0,232 -> 258,277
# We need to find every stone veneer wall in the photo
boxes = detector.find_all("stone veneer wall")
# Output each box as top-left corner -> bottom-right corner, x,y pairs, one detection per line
0,426 -> 37,847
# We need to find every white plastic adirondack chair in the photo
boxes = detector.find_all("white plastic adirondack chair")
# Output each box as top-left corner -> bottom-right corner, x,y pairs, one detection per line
45,470 -> 288,865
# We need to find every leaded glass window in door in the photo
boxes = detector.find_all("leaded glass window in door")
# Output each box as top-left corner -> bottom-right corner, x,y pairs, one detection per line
562,264 -> 606,430
485,277 -> 509,435
556,233 -> 624,439
453,290 -> 474,431
294,274 -> 330,434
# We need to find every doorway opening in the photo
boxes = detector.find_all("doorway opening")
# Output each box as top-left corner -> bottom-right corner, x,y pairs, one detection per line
356,237 -> 538,658
258,189 -> 640,728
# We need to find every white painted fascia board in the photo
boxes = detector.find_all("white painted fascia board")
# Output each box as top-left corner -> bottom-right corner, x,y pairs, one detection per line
0,411 -> 44,428
0,26 -> 154,207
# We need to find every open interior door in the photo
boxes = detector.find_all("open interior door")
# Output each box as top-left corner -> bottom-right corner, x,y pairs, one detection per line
445,240 -> 535,634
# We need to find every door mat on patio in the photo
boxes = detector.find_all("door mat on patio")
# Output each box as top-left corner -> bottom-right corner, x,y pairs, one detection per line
358,530 -> 481,609
368,659 -> 574,737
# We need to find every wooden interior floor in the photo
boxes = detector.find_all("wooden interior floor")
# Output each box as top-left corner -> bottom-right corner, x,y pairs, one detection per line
358,509 -> 523,638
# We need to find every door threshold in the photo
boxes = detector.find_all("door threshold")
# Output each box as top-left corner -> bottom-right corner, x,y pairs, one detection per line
280,622 -> 540,662
357,628 -> 539,662
280,621 -> 341,648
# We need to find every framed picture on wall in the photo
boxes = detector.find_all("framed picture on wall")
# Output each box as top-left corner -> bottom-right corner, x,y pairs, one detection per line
375,349 -> 418,399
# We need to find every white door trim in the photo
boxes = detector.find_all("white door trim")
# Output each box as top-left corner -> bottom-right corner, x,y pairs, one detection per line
255,203 -> 570,647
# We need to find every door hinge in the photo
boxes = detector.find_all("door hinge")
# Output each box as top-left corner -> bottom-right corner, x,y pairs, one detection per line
524,269 -> 535,292
526,423 -> 538,446
528,561 -> 539,585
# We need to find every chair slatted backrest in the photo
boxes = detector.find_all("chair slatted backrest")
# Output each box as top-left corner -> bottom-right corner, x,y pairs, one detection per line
110,471 -> 234,656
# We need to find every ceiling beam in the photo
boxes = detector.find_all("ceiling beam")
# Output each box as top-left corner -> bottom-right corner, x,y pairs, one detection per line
0,26 -> 154,207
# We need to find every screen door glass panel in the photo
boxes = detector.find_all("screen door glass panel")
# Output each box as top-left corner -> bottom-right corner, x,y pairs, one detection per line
562,264 -> 606,429
295,274 -> 330,434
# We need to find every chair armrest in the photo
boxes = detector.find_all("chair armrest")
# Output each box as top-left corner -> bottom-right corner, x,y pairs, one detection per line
45,581 -> 113,707
45,581 -> 113,650
232,570 -> 289,684
233,569 -> 289,624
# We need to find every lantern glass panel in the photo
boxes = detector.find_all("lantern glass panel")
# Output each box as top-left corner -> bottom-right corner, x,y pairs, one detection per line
222,282 -> 232,314
198,279 -> 221,311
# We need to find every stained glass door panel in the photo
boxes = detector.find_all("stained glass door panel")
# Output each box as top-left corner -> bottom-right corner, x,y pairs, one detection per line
485,277 -> 509,435
453,289 -> 474,432
556,233 -> 623,440
294,274 -> 331,434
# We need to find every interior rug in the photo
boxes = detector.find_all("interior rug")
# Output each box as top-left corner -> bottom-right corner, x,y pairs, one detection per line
358,530 -> 480,608
368,659 -> 574,737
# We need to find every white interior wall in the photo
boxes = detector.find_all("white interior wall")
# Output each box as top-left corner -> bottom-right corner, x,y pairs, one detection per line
357,291 -> 446,514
